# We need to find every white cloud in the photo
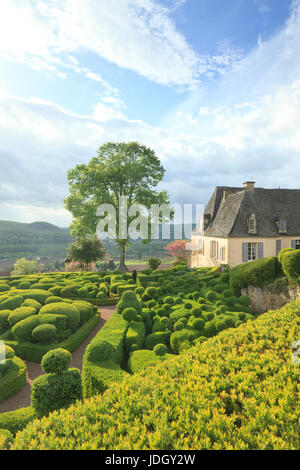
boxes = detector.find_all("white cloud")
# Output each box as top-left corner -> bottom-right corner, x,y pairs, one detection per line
0,0 -> 241,88
254,0 -> 272,14
1,1 -> 300,225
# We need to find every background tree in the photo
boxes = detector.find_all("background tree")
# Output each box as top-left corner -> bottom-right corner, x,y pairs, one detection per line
67,237 -> 105,271
65,141 -> 171,271
164,240 -> 190,265
11,258 -> 43,275
148,257 -> 161,270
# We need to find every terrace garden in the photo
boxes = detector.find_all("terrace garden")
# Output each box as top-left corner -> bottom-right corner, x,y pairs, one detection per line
0,254 -> 299,450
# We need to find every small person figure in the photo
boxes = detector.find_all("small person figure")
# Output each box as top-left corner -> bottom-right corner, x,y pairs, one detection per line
132,269 -> 137,283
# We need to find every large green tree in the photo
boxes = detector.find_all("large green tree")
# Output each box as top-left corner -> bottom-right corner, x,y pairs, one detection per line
67,237 -> 105,270
64,141 -> 171,271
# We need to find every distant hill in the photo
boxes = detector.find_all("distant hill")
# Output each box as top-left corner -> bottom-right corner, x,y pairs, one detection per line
0,220 -> 195,260
0,220 -> 73,260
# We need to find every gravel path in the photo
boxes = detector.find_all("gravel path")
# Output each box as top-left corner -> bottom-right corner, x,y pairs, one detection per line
0,306 -> 116,413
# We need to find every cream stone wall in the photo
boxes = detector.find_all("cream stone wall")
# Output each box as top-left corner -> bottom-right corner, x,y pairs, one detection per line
190,235 -> 300,268
228,236 -> 298,267
190,235 -> 229,268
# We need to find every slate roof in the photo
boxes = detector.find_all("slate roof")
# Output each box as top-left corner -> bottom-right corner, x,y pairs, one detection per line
200,186 -> 300,238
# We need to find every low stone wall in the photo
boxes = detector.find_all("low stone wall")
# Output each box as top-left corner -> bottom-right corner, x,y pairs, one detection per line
241,284 -> 300,314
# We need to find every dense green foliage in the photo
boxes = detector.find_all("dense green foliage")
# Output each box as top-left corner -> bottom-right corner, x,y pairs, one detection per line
64,141 -> 171,270
10,300 -> 299,450
31,349 -> 82,417
41,348 -> 71,374
82,312 -> 129,397
0,221 -> 73,259
280,249 -> 300,282
230,256 -> 278,291
0,345 -> 27,402
0,407 -> 37,436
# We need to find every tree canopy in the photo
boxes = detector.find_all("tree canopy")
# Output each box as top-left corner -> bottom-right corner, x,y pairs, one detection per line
64,141 -> 171,270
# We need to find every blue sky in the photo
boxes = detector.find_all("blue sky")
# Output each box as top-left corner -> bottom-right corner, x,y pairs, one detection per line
0,0 -> 299,227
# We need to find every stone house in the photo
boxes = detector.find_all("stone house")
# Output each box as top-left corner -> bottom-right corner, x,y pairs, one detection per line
190,182 -> 300,268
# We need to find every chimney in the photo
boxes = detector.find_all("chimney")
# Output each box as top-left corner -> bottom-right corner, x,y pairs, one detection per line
243,181 -> 255,191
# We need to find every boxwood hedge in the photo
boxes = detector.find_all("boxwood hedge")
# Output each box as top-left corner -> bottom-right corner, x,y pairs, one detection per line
9,299 -> 299,450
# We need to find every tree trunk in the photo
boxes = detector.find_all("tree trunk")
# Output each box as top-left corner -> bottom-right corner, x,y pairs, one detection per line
116,240 -> 129,272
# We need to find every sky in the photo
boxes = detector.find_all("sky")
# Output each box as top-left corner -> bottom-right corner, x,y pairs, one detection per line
0,0 -> 300,227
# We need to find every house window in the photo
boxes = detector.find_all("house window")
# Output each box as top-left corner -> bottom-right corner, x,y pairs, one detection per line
210,240 -> 218,258
279,219 -> 287,233
248,214 -> 257,233
295,240 -> 300,250
220,247 -> 226,261
248,243 -> 257,261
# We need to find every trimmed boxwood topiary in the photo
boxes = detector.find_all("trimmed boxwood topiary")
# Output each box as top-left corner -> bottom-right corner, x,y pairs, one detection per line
41,348 -> 72,374
0,295 -> 24,311
122,307 -> 138,323
116,291 -> 142,316
281,249 -> 300,281
192,318 -> 205,331
12,314 -> 66,342
153,343 -> 167,357
32,324 -> 57,344
22,298 -> 41,313
8,307 -> 37,327
39,302 -> 80,330
205,290 -> 217,302
145,331 -> 170,350
31,367 -> 82,417
45,296 -> 63,304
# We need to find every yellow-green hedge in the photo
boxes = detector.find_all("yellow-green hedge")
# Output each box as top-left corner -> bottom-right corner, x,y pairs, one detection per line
10,301 -> 300,450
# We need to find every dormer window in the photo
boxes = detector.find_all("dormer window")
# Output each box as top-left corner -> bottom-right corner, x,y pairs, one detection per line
248,214 -> 257,234
279,219 -> 287,233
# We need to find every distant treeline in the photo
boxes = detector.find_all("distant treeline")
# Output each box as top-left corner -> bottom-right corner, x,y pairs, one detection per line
0,220 -> 195,260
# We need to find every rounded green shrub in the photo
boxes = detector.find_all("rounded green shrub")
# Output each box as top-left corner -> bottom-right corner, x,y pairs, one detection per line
281,250 -> 300,281
205,290 -> 217,302
215,305 -> 226,315
135,287 -> 145,295
22,298 -> 41,313
31,368 -> 82,417
12,314 -> 66,342
278,247 -> 294,265
170,329 -> 197,354
41,348 -> 71,374
237,295 -> 252,307
19,281 -> 31,290
184,302 -> 193,310
0,295 -> 24,311
192,318 -> 205,331
122,307 -> 138,323
45,296 -> 64,304
0,284 -> 9,293
223,289 -> 234,298
39,302 -> 80,330
18,289 -> 51,305
49,286 -> 62,296
32,324 -> 57,343
0,310 -> 12,333
145,331 -> 170,350
163,296 -> 174,305
8,306 -> 37,327
191,307 -> 202,317
116,291 -> 142,316
153,343 -> 167,357
72,301 -> 95,325
215,320 -> 227,332
174,321 -> 185,331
